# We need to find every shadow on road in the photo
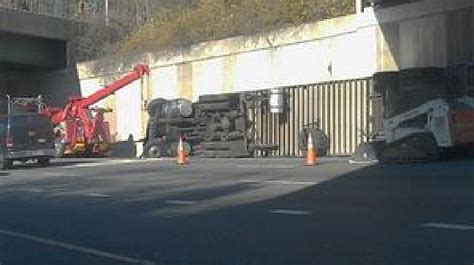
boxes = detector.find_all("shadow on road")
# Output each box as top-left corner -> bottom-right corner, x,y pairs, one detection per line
0,160 -> 472,265
152,161 -> 472,265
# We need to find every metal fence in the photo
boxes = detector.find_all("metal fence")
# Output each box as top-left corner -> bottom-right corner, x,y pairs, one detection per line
249,77 -> 381,157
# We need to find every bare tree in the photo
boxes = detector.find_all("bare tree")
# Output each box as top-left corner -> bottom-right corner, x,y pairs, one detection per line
111,0 -> 354,56
70,0 -> 354,60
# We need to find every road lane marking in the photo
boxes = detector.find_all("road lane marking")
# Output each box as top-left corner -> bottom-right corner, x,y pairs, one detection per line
236,164 -> 296,169
421,223 -> 474,231
8,188 -> 44,193
166,200 -> 196,205
85,193 -> 112,198
265,180 -> 316,186
269,209 -> 311,215
0,229 -> 155,265
61,163 -> 105,169
239,179 -> 316,186
60,159 -> 143,169
239,179 -> 261,184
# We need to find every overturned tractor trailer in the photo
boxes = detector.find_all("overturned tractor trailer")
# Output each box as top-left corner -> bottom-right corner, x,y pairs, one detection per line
142,90 -> 329,158
143,92 -> 263,158
351,64 -> 474,163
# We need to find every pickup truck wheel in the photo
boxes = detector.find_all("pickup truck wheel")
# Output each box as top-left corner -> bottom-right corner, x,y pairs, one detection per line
38,157 -> 51,167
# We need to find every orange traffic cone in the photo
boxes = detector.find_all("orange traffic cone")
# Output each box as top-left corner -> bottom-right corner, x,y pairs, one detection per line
305,133 -> 317,166
177,137 -> 188,165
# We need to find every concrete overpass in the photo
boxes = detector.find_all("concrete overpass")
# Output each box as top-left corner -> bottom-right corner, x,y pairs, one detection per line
0,7 -> 79,106
371,0 -> 473,70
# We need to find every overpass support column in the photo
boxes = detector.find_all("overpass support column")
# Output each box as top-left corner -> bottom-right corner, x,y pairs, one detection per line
356,0 -> 363,13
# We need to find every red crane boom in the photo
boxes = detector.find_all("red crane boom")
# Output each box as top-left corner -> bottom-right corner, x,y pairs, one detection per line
45,64 -> 150,124
77,64 -> 150,108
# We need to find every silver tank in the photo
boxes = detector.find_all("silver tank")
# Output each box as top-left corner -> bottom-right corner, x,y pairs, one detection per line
269,88 -> 285,114
163,99 -> 194,118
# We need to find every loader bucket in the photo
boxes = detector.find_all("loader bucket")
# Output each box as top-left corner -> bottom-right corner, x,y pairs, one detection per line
349,141 -> 386,164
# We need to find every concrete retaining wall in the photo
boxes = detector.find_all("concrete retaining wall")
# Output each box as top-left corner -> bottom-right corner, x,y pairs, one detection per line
77,0 -> 474,145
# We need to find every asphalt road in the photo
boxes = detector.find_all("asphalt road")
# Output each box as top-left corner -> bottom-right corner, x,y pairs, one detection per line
0,157 -> 472,265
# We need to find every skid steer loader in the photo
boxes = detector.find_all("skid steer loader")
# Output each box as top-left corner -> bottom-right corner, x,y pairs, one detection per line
351,64 -> 474,163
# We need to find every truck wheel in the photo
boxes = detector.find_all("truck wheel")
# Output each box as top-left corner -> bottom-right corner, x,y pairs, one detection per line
143,140 -> 162,158
38,157 -> 51,167
1,159 -> 13,170
55,138 -> 66,158
147,98 -> 166,116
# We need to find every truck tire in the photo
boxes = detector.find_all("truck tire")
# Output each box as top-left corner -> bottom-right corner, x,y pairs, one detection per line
147,98 -> 166,116
1,158 -> 13,170
166,141 -> 192,157
38,157 -> 51,167
142,140 -> 162,158
55,138 -> 66,158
